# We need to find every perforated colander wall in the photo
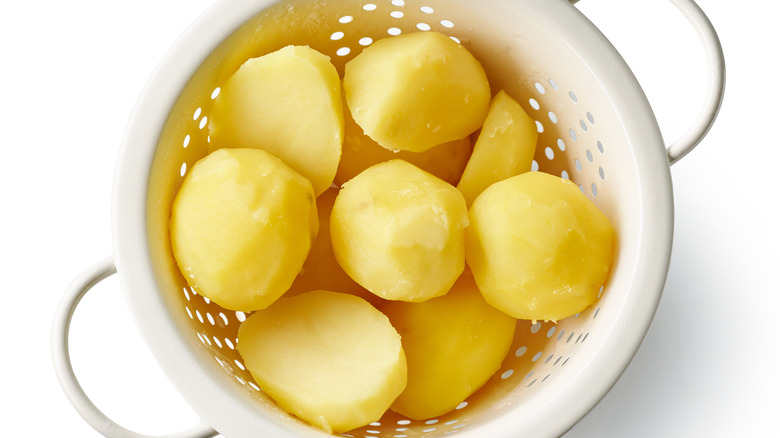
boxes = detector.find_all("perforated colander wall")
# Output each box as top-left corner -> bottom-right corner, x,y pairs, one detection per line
150,0 -> 626,436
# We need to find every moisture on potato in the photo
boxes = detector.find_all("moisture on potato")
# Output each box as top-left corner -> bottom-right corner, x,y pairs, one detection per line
343,31 -> 490,153
237,291 -> 407,433
284,188 -> 382,307
170,148 -> 317,312
457,90 -> 538,206
336,88 -> 472,186
382,273 -> 516,420
466,171 -> 614,321
208,45 -> 343,196
331,159 -> 469,302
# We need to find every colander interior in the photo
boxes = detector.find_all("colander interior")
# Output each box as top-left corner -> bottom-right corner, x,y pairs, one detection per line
135,0 -> 670,436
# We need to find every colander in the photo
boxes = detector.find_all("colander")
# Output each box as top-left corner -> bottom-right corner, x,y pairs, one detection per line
51,0 -> 725,437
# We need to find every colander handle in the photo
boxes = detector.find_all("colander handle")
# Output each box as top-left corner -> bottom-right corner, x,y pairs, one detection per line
51,256 -> 218,438
664,0 -> 725,165
573,0 -> 725,164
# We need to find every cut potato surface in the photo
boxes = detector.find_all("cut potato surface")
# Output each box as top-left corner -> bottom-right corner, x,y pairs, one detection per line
208,45 -> 343,196
237,291 -> 407,433
457,90 -> 538,206
331,159 -> 469,302
466,171 -> 614,321
344,31 -> 490,152
170,148 -> 317,312
383,273 -> 516,420
336,88 -> 471,186
284,188 -> 382,307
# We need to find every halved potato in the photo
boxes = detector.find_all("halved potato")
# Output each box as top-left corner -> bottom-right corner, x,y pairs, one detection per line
382,273 -> 516,419
466,171 -> 614,321
344,31 -> 490,153
237,291 -> 406,433
331,159 -> 469,302
457,90 -> 538,206
208,45 -> 343,196
170,148 -> 317,311
336,87 -> 472,186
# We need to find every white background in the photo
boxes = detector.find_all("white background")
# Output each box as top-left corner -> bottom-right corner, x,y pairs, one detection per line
1,0 -> 776,437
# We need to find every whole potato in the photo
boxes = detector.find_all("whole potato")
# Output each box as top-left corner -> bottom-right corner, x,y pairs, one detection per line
170,148 -> 317,311
466,171 -> 614,321
331,160 -> 469,302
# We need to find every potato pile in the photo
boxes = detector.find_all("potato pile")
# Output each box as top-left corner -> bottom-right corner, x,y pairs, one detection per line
170,31 -> 614,433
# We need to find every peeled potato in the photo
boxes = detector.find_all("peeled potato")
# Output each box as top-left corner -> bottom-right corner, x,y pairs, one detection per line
382,273 -> 516,420
237,290 -> 407,433
466,171 -> 614,321
344,31 -> 490,153
170,148 -> 317,311
336,88 -> 472,186
457,90 -> 538,206
284,188 -> 382,307
331,159 -> 469,302
208,45 -> 343,196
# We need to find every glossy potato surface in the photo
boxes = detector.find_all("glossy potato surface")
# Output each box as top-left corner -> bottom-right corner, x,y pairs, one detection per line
382,274 -> 516,419
208,45 -> 343,196
344,31 -> 490,152
457,90 -> 538,206
170,148 -> 317,311
284,188 -> 381,307
331,160 -> 469,302
336,88 -> 471,186
466,171 -> 614,321
237,291 -> 406,433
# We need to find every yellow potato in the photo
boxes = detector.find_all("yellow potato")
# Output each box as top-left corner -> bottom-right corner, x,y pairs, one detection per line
344,31 -> 490,153
382,273 -> 516,420
457,90 -> 538,206
284,188 -> 382,307
208,45 -> 343,196
466,171 -> 614,321
331,159 -> 469,302
237,291 -> 406,433
170,148 -> 317,311
336,88 -> 472,186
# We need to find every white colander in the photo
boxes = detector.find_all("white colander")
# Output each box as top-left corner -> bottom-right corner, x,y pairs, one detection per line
52,0 -> 725,437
